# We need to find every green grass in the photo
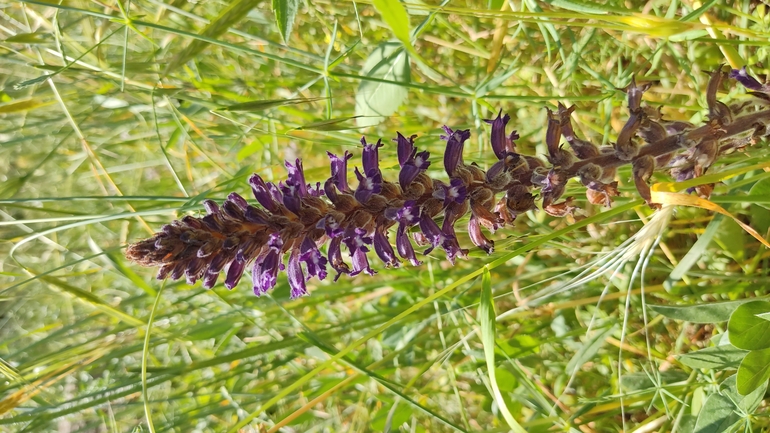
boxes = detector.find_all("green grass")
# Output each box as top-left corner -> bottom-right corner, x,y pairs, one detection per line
1,0 -> 770,432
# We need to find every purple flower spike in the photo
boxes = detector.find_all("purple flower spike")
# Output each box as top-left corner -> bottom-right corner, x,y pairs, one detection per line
285,159 -> 308,197
299,237 -> 328,280
419,212 -> 445,254
354,167 -> 383,204
249,174 -> 280,213
730,67 -> 764,91
224,258 -> 247,290
436,178 -> 467,208
253,248 -> 281,296
441,126 -> 471,176
395,132 -> 417,166
287,248 -> 308,299
399,150 -> 431,188
373,228 -> 399,268
484,110 -> 513,160
327,151 -> 353,193
361,137 -> 384,174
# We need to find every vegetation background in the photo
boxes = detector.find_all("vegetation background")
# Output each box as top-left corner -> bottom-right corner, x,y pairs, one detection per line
1,0 -> 770,431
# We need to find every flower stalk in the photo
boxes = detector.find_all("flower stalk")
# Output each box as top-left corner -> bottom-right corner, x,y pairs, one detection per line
126,67 -> 770,298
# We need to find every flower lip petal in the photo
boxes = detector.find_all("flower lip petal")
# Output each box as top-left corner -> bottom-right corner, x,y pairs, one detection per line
361,137 -> 384,174
285,159 -> 309,197
287,248 -> 308,299
730,67 -> 764,91
394,132 -> 417,167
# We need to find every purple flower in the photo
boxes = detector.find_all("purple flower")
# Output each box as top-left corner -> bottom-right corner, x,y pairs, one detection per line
224,258 -> 247,290
327,236 -> 350,281
354,167 -> 383,203
386,200 -> 420,225
299,237 -> 328,280
284,159 -> 308,197
441,126 -> 471,176
399,150 -> 431,188
419,212 -> 445,255
249,174 -> 280,213
395,132 -> 417,166
287,248 -> 308,299
396,224 -> 421,266
343,227 -> 372,255
373,228 -> 399,268
484,110 -> 517,160
279,180 -> 302,215
316,214 -> 343,238
730,67 -> 764,91
342,228 -> 376,276
203,199 -> 220,215
327,151 -> 353,193
361,137 -> 383,174
253,250 -> 282,296
435,178 -> 467,208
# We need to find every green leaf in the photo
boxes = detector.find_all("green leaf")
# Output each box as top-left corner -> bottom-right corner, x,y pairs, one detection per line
371,0 -> 412,48
164,0 -> 261,75
749,177 -> 770,210
715,217 -> 746,263
728,301 -> 770,350
736,347 -> 770,396
354,43 -> 410,128
272,0 -> 300,43
650,299 -> 757,323
722,374 -> 767,412
478,267 -> 526,433
677,345 -> 748,370
693,393 -> 741,433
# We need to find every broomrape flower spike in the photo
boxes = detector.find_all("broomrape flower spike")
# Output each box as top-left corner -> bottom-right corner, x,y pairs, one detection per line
126,68 -> 770,298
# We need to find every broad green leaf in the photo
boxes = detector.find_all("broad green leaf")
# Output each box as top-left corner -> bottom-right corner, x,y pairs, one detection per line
693,393 -> 741,433
677,345 -> 747,370
749,177 -> 770,210
728,301 -> 770,350
354,43 -> 410,128
736,347 -> 770,396
722,374 -> 766,413
371,0 -> 412,48
164,0 -> 261,75
272,0 -> 300,43
650,299 -> 756,323
478,267 -> 526,433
